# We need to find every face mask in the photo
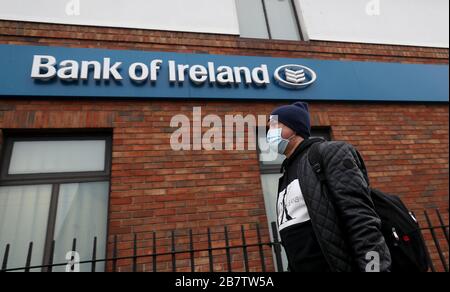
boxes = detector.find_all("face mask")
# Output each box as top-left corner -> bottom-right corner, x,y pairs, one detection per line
266,128 -> 295,154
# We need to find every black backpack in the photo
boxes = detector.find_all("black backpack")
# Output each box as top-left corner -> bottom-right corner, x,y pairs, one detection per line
308,142 -> 430,272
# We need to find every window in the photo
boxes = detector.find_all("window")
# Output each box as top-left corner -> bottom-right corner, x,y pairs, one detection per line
235,0 -> 303,41
0,131 -> 112,272
258,127 -> 332,271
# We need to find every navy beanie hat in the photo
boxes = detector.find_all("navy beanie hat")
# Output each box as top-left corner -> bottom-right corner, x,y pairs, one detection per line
270,102 -> 311,139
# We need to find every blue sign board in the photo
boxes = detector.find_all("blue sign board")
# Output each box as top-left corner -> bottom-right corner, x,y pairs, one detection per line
0,44 -> 448,102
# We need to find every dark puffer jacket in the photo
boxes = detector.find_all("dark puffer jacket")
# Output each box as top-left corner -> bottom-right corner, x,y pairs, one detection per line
292,138 -> 392,272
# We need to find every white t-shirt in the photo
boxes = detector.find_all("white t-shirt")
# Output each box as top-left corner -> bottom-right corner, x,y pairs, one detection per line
277,178 -> 311,231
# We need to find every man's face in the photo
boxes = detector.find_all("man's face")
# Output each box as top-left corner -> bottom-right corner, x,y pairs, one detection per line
267,119 -> 295,140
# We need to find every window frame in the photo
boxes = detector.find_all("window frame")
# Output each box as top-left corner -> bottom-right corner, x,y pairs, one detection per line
0,130 -> 113,271
0,132 -> 112,186
237,0 -> 305,41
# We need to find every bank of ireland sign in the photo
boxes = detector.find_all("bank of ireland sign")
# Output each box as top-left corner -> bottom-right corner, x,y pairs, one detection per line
30,55 -> 317,90
0,44 -> 448,102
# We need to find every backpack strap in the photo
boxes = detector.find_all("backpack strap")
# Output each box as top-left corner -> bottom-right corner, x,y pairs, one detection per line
309,141 -> 371,188
308,141 -> 327,183
308,141 -> 347,234
353,149 -> 370,187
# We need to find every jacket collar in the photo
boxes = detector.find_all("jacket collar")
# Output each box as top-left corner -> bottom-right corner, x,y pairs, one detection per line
280,137 -> 325,173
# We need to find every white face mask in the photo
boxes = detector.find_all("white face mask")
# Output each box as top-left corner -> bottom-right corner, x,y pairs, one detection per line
266,128 -> 295,155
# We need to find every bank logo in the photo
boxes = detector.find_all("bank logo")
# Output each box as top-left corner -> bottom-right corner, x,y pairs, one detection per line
286,68 -> 307,84
274,64 -> 317,89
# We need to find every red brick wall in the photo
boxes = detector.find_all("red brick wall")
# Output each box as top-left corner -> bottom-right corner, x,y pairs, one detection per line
0,100 -> 448,271
0,20 -> 448,64
0,20 -> 448,272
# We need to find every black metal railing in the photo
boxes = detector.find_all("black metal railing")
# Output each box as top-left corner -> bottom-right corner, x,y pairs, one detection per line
1,223 -> 277,273
421,209 -> 449,272
0,209 -> 448,272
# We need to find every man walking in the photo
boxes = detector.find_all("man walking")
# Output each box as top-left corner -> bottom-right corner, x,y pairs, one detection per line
266,101 -> 391,272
